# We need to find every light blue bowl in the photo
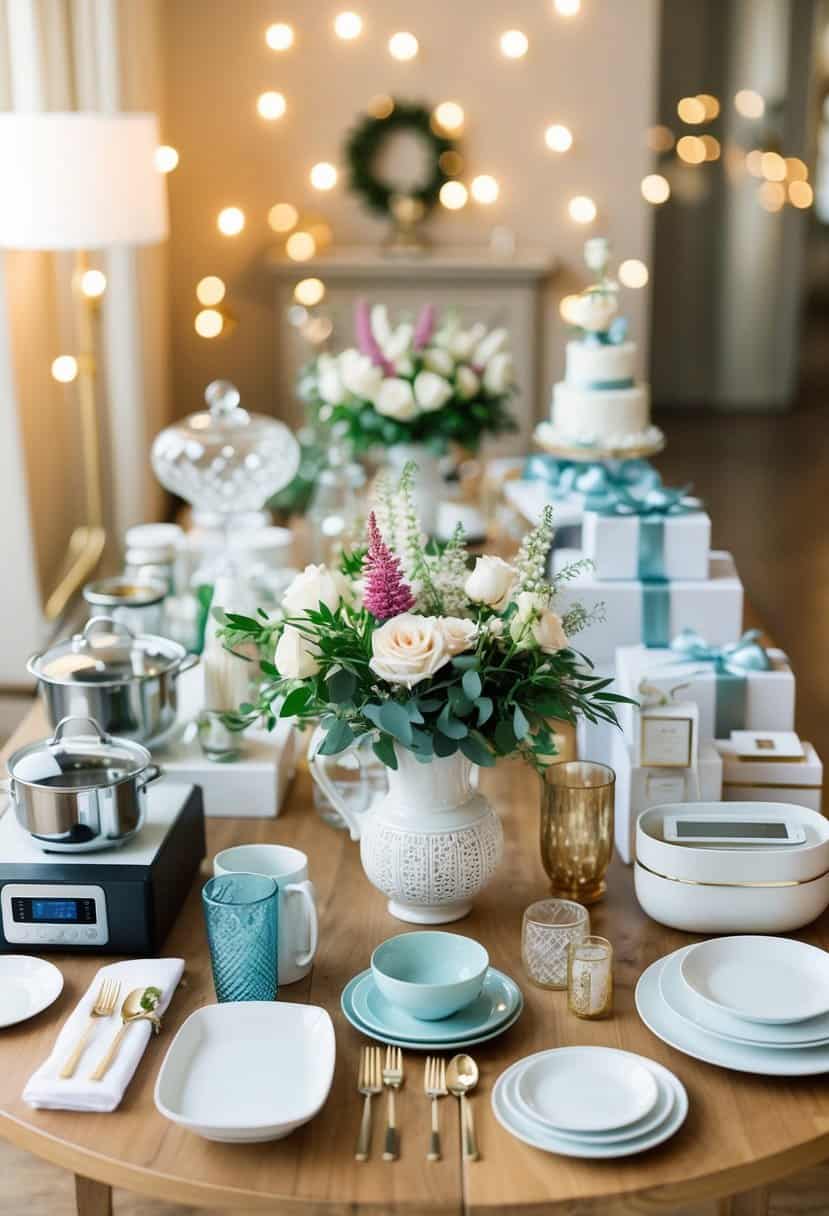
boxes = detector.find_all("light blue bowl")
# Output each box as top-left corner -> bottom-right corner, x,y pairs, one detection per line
370,931 -> 489,1021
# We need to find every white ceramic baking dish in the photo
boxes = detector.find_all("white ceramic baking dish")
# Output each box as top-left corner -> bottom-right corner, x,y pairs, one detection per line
635,801 -> 829,886
154,1001 -> 335,1142
634,861 -> 829,935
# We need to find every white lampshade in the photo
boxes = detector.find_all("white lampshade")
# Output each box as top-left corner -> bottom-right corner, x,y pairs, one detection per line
0,112 -> 169,250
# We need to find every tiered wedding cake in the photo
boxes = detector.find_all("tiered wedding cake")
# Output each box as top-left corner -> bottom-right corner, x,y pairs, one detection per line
537,239 -> 663,454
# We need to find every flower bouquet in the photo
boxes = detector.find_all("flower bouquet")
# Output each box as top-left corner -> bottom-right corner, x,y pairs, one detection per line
221,465 -> 622,771
298,301 -> 518,456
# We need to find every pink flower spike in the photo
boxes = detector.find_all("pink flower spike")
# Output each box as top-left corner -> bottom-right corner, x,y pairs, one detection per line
354,299 -> 394,374
363,512 -> 415,621
413,304 -> 436,351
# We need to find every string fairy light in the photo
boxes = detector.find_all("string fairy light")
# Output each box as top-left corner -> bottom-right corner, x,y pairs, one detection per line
286,231 -> 317,261
195,309 -> 225,338
471,174 -> 499,204
641,174 -> 670,204
432,102 -> 465,134
334,12 -> 362,39
196,276 -> 226,307
619,259 -> 649,288
265,22 -> 294,50
217,207 -> 245,236
268,202 -> 299,232
440,181 -> 468,210
51,355 -> 78,383
79,269 -> 107,298
154,145 -> 179,173
545,123 -> 573,152
568,195 -> 596,223
735,89 -> 765,119
294,278 -> 326,306
500,30 -> 529,58
257,91 -> 286,120
310,162 -> 337,190
388,32 -> 418,60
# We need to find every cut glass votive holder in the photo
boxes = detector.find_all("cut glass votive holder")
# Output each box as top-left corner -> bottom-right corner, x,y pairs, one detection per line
567,934 -> 613,1019
202,872 -> 279,1002
522,899 -> 590,989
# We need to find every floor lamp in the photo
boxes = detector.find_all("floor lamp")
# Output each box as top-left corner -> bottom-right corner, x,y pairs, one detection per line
0,112 -> 169,620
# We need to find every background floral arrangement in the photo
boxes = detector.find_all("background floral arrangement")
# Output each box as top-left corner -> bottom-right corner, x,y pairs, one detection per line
221,465 -> 624,771
298,301 -> 518,454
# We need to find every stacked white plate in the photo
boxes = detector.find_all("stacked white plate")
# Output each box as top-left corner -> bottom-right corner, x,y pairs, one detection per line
636,936 -> 829,1076
491,1046 -> 688,1158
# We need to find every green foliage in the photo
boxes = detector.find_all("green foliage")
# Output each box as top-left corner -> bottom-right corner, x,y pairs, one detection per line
345,100 -> 454,219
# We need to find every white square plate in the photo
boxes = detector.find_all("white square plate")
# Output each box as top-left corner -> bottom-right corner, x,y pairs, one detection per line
154,1001 -> 335,1141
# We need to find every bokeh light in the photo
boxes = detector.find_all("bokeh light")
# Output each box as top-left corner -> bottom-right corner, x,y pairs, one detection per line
195,309 -> 224,338
439,181 -> 468,210
554,0 -> 581,15
500,30 -> 529,58
641,174 -> 671,204
677,96 -> 706,124
334,12 -> 363,39
677,135 -> 706,165
265,22 -> 294,50
79,269 -> 107,298
310,162 -> 337,190
388,32 -> 418,60
761,151 -> 786,181
735,89 -> 765,119
785,158 -> 809,182
154,145 -> 179,173
701,135 -> 721,161
368,94 -> 394,119
758,181 -> 785,212
545,123 -> 573,152
294,278 -> 326,306
217,207 -> 245,236
559,295 -> 582,323
619,259 -> 649,288
568,195 -> 597,224
646,125 -> 675,153
268,202 -> 299,232
789,180 -> 814,208
432,101 -> 465,134
51,355 -> 78,383
257,91 -> 286,120
286,231 -> 317,261
471,174 -> 499,204
196,276 -> 226,307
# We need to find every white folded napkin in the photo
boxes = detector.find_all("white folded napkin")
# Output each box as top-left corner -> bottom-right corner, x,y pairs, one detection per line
23,957 -> 184,1112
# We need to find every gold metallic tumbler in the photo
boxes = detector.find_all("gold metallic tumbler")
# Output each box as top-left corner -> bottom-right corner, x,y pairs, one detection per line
539,761 -> 615,905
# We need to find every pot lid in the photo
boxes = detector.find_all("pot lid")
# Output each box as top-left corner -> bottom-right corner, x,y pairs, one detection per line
8,716 -> 151,791
30,616 -> 185,686
150,380 -> 300,514
82,577 -> 167,608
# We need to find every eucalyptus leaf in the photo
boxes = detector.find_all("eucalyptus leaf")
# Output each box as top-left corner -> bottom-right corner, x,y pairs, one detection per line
280,686 -> 312,717
460,733 -> 496,767
476,696 -> 494,726
451,655 -> 478,671
378,701 -> 414,745
318,718 -> 355,755
494,719 -> 517,755
373,732 -> 398,769
433,730 -> 459,758
513,704 -> 530,741
448,687 -> 474,718
326,667 -> 358,704
437,705 -> 468,739
462,669 -> 482,700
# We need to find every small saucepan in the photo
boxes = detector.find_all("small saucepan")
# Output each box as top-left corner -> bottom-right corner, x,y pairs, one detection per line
2,715 -> 162,852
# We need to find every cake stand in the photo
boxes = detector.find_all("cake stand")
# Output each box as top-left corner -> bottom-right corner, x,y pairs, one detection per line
532,423 -> 665,463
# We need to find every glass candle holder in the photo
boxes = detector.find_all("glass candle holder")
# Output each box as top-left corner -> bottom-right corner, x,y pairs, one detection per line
521,899 -> 590,989
539,761 -> 615,904
567,935 -> 613,1019
202,873 -> 279,1002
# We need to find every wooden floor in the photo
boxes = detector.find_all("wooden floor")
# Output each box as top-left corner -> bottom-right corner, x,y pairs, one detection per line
3,405 -> 829,1214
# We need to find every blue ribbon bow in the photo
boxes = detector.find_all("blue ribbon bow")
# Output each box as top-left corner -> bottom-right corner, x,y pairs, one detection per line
668,628 -> 772,736
589,485 -> 703,586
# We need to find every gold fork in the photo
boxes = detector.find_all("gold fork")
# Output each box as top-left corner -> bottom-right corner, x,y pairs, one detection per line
59,978 -> 121,1079
355,1045 -> 382,1162
424,1056 -> 447,1162
382,1045 -> 404,1161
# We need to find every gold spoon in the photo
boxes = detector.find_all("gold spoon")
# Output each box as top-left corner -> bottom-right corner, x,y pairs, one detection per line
89,986 -> 163,1082
447,1053 -> 480,1161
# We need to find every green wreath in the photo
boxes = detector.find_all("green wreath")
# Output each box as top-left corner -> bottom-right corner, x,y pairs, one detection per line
345,99 -> 457,218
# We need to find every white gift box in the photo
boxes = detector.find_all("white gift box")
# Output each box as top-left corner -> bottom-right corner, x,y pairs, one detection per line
714,736 -> 823,813
582,508 -> 711,581
612,730 -> 723,864
552,549 -> 743,667
504,480 -> 583,550
614,642 -> 795,744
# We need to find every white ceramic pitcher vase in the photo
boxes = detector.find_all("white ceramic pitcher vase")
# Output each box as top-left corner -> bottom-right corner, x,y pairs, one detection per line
308,728 -> 503,924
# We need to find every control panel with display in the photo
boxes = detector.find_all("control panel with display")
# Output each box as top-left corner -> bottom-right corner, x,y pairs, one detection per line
662,815 -> 806,847
1,884 -> 108,946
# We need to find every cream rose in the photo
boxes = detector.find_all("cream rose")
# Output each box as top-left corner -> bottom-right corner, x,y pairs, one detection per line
483,352 -> 515,396
374,377 -> 418,421
316,353 -> 345,405
473,327 -> 507,367
455,365 -> 480,400
274,625 -> 320,679
464,555 -> 518,612
370,614 -> 449,688
413,370 -> 453,413
439,616 -> 477,655
570,289 -> 618,334
509,591 -> 569,654
423,347 -> 454,377
282,564 -> 351,616
339,349 -> 383,401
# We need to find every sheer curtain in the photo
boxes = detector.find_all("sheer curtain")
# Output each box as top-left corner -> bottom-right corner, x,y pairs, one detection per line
0,0 -> 169,683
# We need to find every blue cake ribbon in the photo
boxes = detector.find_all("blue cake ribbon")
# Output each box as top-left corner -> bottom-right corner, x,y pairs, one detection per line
667,628 -> 772,736
592,486 -> 702,581
521,457 -> 663,506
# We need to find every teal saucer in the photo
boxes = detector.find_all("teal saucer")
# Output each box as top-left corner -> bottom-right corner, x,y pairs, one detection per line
352,967 -> 521,1041
341,968 -> 524,1051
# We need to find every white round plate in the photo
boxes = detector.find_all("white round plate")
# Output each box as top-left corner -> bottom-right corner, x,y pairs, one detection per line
492,1057 -> 687,1159
637,952 -> 829,1076
514,1047 -> 659,1133
680,936 -> 829,1025
661,946 -> 829,1049
0,955 -> 63,1029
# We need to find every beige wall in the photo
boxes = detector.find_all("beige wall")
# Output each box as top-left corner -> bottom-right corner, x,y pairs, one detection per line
163,0 -> 660,424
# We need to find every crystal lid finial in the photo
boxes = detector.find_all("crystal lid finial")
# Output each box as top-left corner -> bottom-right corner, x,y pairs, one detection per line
205,379 -> 243,418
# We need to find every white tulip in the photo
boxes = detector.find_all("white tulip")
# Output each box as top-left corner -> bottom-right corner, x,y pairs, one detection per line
455,365 -> 480,400
275,625 -> 320,679
413,370 -> 453,413
509,591 -> 568,654
374,377 -> 419,420
464,555 -> 518,611
483,352 -> 515,395
569,289 -> 618,334
448,322 -> 486,361
371,304 -> 391,346
473,327 -> 507,366
383,322 -> 414,362
316,354 -> 345,405
339,349 -> 383,401
283,563 -> 352,616
370,614 -> 450,688
395,355 -> 415,378
423,347 -> 454,377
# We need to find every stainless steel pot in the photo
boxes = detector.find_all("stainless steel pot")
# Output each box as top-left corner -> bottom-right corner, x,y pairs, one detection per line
28,616 -> 199,744
2,716 -> 162,852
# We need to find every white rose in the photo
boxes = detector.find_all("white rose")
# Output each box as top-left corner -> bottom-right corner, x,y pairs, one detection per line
448,322 -> 486,361
455,365 -> 480,400
487,617 -> 505,637
439,616 -> 477,655
283,564 -> 351,616
423,347 -> 454,377
413,370 -> 453,413
473,327 -> 508,366
464,555 -> 518,611
370,614 -> 450,688
339,349 -> 383,401
316,354 -> 345,405
395,355 -> 415,378
509,591 -> 568,653
374,377 -> 418,420
483,352 -> 514,396
275,625 -> 320,679
570,289 -> 618,334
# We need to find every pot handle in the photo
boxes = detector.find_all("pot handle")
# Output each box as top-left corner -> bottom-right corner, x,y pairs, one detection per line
138,764 -> 163,791
307,724 -> 366,843
74,616 -> 136,648
173,653 -> 200,681
50,715 -> 110,745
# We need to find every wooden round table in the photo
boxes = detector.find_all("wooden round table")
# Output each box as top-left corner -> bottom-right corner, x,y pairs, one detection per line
0,720 -> 827,1216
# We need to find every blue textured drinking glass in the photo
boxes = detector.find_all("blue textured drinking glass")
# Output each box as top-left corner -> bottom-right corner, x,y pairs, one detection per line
202,873 -> 279,1002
